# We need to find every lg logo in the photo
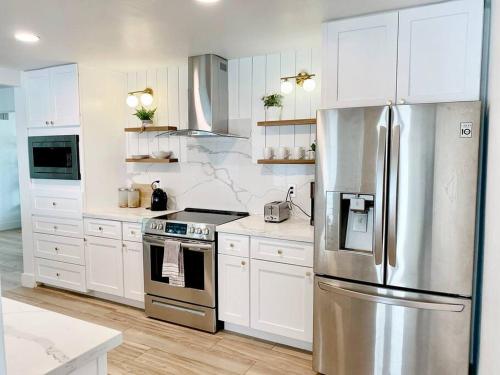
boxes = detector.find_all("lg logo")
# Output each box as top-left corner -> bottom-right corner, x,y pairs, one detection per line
460,122 -> 473,138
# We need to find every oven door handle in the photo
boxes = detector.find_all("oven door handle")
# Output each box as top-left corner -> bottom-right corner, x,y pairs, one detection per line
180,243 -> 213,252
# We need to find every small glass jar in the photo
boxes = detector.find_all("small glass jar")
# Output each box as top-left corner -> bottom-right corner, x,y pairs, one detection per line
118,188 -> 129,208
128,188 -> 140,208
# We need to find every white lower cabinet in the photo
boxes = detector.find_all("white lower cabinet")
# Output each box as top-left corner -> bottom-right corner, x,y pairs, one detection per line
250,259 -> 313,342
218,254 -> 250,326
35,258 -> 87,292
123,240 -> 144,302
85,236 -> 124,297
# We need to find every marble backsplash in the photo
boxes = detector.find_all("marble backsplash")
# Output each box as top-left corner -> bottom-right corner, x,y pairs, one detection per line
126,137 -> 315,218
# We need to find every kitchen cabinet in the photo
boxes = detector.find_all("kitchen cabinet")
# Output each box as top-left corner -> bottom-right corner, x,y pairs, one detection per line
250,236 -> 313,267
85,236 -> 124,297
24,64 -> 80,128
33,233 -> 85,265
322,0 -> 483,107
35,257 -> 87,293
397,0 -> 483,103
218,254 -> 250,326
31,188 -> 82,219
322,12 -> 398,108
84,218 -> 122,240
123,240 -> 144,302
32,216 -> 84,239
250,259 -> 313,342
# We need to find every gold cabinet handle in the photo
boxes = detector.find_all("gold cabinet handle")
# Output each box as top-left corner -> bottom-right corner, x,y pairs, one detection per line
277,249 -> 283,255
229,243 -> 234,248
241,260 -> 246,266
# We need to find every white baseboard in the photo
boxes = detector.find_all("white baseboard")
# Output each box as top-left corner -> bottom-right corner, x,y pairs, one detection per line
88,290 -> 145,309
21,273 -> 36,288
223,322 -> 312,351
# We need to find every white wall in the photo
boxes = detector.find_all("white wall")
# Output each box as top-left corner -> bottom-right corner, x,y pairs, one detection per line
0,89 -> 21,231
0,67 -> 20,87
479,0 -> 500,373
123,49 -> 319,216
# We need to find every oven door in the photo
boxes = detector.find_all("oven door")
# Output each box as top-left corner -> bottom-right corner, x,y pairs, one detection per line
143,234 -> 216,308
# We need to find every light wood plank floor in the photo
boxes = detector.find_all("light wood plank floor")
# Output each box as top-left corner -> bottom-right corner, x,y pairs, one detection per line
0,230 -> 316,374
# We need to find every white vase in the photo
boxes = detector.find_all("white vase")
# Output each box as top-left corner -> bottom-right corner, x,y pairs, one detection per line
142,120 -> 153,127
265,107 -> 282,121
307,150 -> 316,160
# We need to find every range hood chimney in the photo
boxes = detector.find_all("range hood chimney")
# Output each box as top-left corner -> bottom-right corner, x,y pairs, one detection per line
160,54 -> 246,138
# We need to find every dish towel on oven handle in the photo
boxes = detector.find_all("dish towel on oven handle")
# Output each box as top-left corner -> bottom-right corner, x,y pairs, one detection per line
161,240 -> 185,287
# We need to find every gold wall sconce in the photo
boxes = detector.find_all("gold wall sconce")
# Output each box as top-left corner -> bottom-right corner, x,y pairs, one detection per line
126,87 -> 154,108
281,71 -> 316,94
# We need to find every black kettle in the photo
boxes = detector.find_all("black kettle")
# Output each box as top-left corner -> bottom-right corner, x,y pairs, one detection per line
150,181 -> 168,211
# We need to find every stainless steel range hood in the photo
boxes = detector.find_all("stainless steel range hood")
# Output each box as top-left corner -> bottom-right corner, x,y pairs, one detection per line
159,54 -> 246,138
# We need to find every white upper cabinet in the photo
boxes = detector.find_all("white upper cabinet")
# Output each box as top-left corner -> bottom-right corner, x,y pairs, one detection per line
322,0 -> 483,107
397,0 -> 483,103
24,64 -> 80,128
322,12 -> 399,108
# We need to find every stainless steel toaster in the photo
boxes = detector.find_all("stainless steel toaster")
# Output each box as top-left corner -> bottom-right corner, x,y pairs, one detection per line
264,201 -> 290,223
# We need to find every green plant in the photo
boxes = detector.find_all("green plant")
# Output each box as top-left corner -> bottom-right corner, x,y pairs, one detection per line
261,93 -> 283,108
310,141 -> 316,152
134,106 -> 157,121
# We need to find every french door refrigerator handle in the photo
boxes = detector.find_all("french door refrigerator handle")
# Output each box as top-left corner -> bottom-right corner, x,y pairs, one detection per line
388,123 -> 400,267
318,282 -> 464,312
374,121 -> 387,266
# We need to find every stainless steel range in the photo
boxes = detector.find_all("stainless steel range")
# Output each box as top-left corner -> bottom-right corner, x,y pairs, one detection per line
142,208 -> 248,332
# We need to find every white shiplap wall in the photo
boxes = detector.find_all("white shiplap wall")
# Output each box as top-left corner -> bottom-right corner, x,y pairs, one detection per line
124,48 -> 320,162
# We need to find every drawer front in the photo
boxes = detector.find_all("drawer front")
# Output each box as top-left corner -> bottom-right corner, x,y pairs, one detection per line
122,222 -> 143,243
31,190 -> 82,219
218,233 -> 250,257
33,233 -> 85,265
35,258 -> 87,292
32,215 -> 83,238
84,218 -> 122,239
251,237 -> 313,267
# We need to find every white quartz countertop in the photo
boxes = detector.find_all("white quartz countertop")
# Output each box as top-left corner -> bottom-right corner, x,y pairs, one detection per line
2,298 -> 122,375
83,207 -> 175,223
216,215 -> 314,243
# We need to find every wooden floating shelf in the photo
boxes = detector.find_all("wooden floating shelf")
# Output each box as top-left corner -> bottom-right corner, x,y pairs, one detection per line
124,126 -> 178,133
257,159 -> 315,165
257,118 -> 317,127
126,158 -> 179,164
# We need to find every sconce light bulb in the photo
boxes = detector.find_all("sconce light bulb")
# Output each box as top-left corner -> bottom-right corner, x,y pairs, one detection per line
140,92 -> 154,106
303,78 -> 316,92
126,95 -> 139,108
281,80 -> 294,94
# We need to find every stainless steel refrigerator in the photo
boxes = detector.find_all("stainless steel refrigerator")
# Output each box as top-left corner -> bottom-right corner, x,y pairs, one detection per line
313,102 -> 481,375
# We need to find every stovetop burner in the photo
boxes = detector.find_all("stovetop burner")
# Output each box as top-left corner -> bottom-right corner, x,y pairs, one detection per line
143,208 -> 249,241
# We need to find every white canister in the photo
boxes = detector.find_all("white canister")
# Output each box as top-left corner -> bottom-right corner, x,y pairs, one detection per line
118,188 -> 129,208
264,147 -> 274,160
277,146 -> 289,160
127,188 -> 140,208
293,146 -> 305,160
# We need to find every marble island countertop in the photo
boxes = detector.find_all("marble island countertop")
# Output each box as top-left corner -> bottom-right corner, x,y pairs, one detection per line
2,298 -> 122,375
83,206 -> 175,223
216,214 -> 314,243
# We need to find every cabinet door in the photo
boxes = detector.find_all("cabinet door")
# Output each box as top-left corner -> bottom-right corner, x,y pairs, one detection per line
85,236 -> 124,296
49,64 -> 80,126
218,254 -> 250,326
123,240 -> 144,302
323,12 -> 398,108
397,0 -> 483,103
24,68 -> 53,128
250,259 -> 313,342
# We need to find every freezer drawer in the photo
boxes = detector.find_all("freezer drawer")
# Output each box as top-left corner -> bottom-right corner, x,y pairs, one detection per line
313,276 -> 471,375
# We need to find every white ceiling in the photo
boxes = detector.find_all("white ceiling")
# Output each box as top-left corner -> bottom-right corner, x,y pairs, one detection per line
1,0 -> 441,72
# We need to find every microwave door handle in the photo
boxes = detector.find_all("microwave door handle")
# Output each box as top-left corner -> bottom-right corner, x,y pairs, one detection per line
388,123 -> 400,267
318,282 -> 464,312
374,121 -> 387,266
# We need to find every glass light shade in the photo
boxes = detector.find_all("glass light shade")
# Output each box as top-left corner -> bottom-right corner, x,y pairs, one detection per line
303,78 -> 316,92
140,93 -> 154,106
126,95 -> 139,108
14,32 -> 40,43
281,80 -> 294,94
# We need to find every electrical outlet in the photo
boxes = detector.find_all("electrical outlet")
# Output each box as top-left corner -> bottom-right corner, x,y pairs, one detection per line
288,184 -> 297,198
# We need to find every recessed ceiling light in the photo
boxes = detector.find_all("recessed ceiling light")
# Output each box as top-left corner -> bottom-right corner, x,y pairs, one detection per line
196,0 -> 220,3
14,32 -> 40,43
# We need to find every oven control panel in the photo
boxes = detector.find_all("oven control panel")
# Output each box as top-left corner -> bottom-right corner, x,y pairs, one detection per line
144,219 -> 214,241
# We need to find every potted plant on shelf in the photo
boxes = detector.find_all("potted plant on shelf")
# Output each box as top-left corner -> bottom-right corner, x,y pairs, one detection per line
308,141 -> 316,160
134,106 -> 157,130
261,93 -> 283,121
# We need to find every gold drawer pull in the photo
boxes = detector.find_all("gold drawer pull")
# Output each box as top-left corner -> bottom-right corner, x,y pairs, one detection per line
54,247 -> 59,252
56,272 -> 60,277
277,249 -> 283,255
229,243 -> 234,248
241,260 -> 246,266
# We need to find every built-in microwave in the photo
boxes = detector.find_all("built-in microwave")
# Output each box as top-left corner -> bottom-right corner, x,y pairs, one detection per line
28,135 -> 80,180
